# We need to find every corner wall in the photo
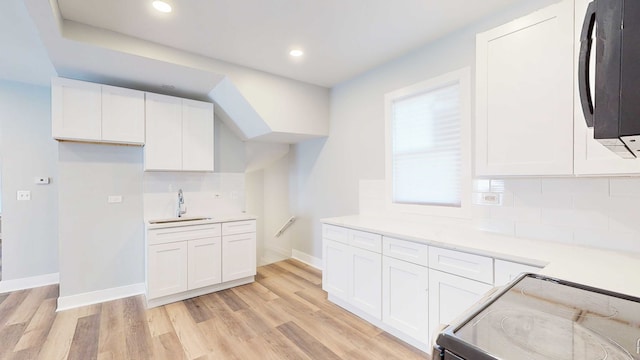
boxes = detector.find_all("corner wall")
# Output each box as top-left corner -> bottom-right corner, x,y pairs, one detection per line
0,80 -> 58,280
58,143 -> 144,297
290,0 -> 560,260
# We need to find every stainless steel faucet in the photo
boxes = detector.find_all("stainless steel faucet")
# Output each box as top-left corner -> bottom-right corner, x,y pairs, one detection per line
177,189 -> 187,217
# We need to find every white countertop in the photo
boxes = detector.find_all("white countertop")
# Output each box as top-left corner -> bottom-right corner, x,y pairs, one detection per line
146,213 -> 256,230
321,215 -> 640,298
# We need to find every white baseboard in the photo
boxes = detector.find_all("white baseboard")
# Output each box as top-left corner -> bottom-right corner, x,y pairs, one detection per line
259,246 -> 292,266
146,276 -> 254,308
328,294 -> 430,353
57,282 -> 145,312
291,249 -> 322,270
0,272 -> 59,294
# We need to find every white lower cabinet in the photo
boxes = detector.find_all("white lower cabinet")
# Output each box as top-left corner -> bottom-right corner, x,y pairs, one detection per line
222,232 -> 257,282
494,259 -> 542,286
147,227 -> 222,299
146,220 -> 256,307
188,237 -> 222,289
428,269 -> 493,343
322,227 -> 382,320
322,239 -> 351,300
350,247 -> 382,318
382,256 -> 429,342
322,223 -> 526,353
147,241 -> 188,299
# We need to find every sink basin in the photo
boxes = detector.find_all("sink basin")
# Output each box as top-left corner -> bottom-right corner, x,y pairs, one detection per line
148,216 -> 212,224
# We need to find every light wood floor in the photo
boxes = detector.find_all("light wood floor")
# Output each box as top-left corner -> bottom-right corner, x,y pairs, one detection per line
0,259 -> 428,359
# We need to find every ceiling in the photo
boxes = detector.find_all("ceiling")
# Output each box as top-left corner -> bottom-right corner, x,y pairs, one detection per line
0,0 -> 55,86
54,0 -> 525,87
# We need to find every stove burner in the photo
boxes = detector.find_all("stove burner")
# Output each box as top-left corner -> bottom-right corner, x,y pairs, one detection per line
520,285 -> 619,319
491,309 -> 633,360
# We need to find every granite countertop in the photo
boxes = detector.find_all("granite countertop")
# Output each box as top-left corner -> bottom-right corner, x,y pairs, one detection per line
321,214 -> 640,298
146,213 -> 257,230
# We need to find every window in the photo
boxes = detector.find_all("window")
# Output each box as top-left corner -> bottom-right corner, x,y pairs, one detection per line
385,68 -> 471,217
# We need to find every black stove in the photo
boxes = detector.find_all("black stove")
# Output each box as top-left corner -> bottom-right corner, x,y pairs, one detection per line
433,273 -> 640,360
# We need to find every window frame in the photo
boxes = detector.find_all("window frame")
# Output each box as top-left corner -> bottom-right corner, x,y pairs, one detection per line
384,67 -> 472,218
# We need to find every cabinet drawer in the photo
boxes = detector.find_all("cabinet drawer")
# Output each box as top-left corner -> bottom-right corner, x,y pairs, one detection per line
323,225 -> 349,244
428,247 -> 493,284
222,220 -> 256,235
494,259 -> 542,286
148,224 -> 221,245
349,229 -> 382,253
382,237 -> 428,266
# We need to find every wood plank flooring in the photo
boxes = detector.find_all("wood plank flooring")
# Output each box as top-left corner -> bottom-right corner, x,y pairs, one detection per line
0,259 -> 428,359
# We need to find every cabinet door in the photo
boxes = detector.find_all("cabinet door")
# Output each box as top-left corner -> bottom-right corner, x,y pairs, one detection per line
51,77 -> 102,141
573,0 -> 640,175
428,269 -> 493,343
382,256 -> 429,343
182,99 -> 214,171
322,239 -> 350,301
188,237 -> 222,289
494,259 -> 541,286
101,85 -> 145,144
350,246 -> 382,319
476,0 -> 574,176
147,242 -> 188,299
222,232 -> 256,282
144,93 -> 182,171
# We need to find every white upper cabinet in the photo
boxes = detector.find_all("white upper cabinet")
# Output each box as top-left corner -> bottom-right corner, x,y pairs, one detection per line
182,99 -> 215,171
101,85 -> 145,144
144,94 -> 214,172
52,78 -> 102,141
573,0 -> 640,175
475,0 -> 575,176
144,93 -> 183,171
52,77 -> 145,145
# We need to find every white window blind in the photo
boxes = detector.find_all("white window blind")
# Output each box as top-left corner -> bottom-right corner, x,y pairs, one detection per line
390,82 -> 462,207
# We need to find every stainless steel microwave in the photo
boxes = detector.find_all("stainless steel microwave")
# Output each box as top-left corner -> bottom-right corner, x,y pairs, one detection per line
579,0 -> 640,158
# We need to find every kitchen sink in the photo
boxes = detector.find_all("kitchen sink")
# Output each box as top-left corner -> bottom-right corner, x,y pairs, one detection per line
148,216 -> 212,224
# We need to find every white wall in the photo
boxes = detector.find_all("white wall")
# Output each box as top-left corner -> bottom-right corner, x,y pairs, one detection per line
58,143 -> 144,297
0,80 -> 58,280
215,116 -> 246,173
291,0 -> 563,260
246,154 -> 294,266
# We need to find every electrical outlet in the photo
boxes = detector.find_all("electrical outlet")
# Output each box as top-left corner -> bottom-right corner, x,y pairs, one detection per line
108,195 -> 123,203
472,192 -> 501,206
34,177 -> 50,185
17,190 -> 31,201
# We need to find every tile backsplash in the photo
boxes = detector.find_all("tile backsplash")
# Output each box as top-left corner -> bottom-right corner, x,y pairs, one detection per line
471,178 -> 640,254
359,178 -> 640,254
143,172 -> 246,220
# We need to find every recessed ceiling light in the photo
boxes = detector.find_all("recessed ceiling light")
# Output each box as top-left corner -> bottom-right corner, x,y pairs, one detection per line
289,49 -> 304,57
152,0 -> 172,13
